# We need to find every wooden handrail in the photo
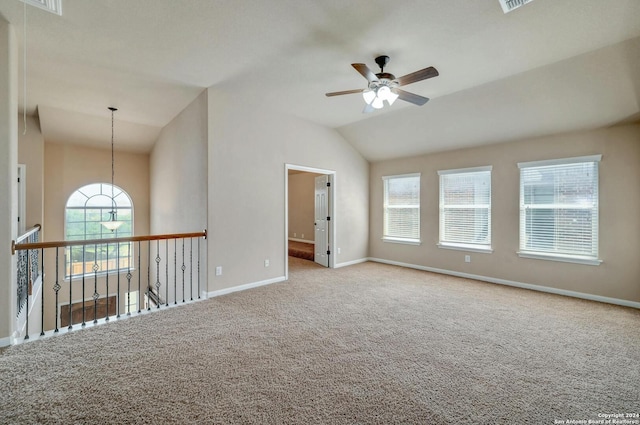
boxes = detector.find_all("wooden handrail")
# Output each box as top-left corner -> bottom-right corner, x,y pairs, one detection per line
13,229 -> 207,253
15,224 -> 42,245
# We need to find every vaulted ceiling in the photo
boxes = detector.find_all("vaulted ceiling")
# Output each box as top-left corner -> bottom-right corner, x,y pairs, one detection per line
1,0 -> 639,161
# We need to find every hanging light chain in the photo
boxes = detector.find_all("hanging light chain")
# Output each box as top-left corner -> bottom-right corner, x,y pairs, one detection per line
101,107 -> 124,232
109,107 -> 117,219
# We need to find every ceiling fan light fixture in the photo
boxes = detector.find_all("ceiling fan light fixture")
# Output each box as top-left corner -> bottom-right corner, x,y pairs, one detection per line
362,89 -> 376,104
327,56 -> 438,112
377,85 -> 391,101
387,90 -> 399,105
371,96 -> 384,109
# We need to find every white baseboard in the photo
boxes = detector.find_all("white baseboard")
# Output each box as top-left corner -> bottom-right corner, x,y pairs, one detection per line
288,238 -> 314,244
207,276 -> 286,298
335,258 -> 369,268
368,257 -> 640,309
0,335 -> 13,348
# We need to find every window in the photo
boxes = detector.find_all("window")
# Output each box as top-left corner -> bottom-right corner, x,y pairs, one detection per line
438,166 -> 492,252
65,183 -> 133,277
518,155 -> 601,265
382,173 -> 420,244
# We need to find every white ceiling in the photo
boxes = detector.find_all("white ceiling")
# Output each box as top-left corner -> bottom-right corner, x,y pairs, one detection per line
1,0 -> 639,159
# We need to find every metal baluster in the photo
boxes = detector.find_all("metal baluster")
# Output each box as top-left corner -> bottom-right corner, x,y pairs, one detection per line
170,239 -> 173,306
69,246 -> 74,330
93,243 -> 99,324
197,237 -> 201,299
189,238 -> 193,301
181,239 -> 186,303
156,240 -> 161,308
24,248 -> 30,340
127,242 -> 133,316
54,247 -> 60,333
160,239 -> 166,309
17,250 -> 25,316
40,248 -> 45,336
81,245 -> 86,327
117,242 -> 121,318
105,243 -> 109,322
138,241 -> 142,313
147,241 -> 151,311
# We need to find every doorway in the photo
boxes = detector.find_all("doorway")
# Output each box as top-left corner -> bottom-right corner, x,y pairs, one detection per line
285,164 -> 336,278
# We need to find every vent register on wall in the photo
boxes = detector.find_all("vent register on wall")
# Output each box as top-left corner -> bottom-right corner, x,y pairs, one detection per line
20,0 -> 62,15
498,0 -> 534,13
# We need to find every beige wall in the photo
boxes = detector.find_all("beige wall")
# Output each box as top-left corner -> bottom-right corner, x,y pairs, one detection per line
18,115 -> 45,232
288,172 -> 320,242
0,18 -> 18,344
40,142 -> 151,330
150,90 -> 208,235
370,124 -> 640,303
44,142 -> 150,241
208,87 -> 369,290
150,90 -> 208,300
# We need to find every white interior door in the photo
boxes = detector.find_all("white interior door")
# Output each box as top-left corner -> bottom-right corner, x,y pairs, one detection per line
314,175 -> 329,267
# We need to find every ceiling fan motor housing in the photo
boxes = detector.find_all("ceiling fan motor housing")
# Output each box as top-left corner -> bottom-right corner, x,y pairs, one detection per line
374,55 -> 390,71
374,56 -> 396,84
369,75 -> 398,91
376,72 -> 396,81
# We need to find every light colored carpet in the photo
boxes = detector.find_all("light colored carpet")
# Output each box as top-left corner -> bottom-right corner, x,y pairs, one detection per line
1,257 -> 639,424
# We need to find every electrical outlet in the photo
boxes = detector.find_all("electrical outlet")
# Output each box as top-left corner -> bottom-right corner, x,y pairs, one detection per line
465,255 -> 471,263
264,259 -> 269,267
301,234 -> 304,239
294,232 -> 296,237
337,247 -> 341,254
215,266 -> 222,276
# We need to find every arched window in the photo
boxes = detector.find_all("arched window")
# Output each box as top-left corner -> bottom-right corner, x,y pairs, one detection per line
65,183 -> 133,278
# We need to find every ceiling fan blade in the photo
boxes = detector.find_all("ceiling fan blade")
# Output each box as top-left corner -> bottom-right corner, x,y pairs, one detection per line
394,88 -> 430,106
352,63 -> 379,83
325,88 -> 364,97
396,66 -> 439,86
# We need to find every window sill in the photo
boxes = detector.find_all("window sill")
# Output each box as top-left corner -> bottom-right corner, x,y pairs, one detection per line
382,237 -> 421,246
438,243 -> 493,253
517,251 -> 602,266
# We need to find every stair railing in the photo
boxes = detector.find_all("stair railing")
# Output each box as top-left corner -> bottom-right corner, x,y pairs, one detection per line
13,224 -> 42,331
11,230 -> 206,341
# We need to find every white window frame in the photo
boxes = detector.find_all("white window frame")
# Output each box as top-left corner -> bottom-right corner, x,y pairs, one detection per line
382,173 -> 421,245
437,166 -> 492,253
64,183 -> 134,279
517,155 -> 602,265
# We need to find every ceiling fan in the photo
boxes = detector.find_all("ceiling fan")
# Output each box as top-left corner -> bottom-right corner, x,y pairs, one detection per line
325,55 -> 439,113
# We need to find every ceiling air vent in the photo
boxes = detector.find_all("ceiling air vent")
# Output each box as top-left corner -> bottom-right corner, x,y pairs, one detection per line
20,0 -> 62,16
498,0 -> 534,14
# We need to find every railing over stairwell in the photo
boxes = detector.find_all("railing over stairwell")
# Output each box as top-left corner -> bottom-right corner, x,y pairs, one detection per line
11,230 -> 207,342
13,225 -> 43,319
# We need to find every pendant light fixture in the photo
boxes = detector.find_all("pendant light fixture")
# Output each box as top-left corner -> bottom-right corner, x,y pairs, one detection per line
100,107 -> 124,232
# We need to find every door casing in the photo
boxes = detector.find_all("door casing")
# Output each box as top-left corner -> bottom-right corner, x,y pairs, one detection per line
285,164 -> 336,278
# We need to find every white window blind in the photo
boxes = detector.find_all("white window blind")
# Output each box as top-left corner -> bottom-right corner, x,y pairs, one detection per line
382,174 -> 420,243
438,167 -> 491,250
518,155 -> 601,263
